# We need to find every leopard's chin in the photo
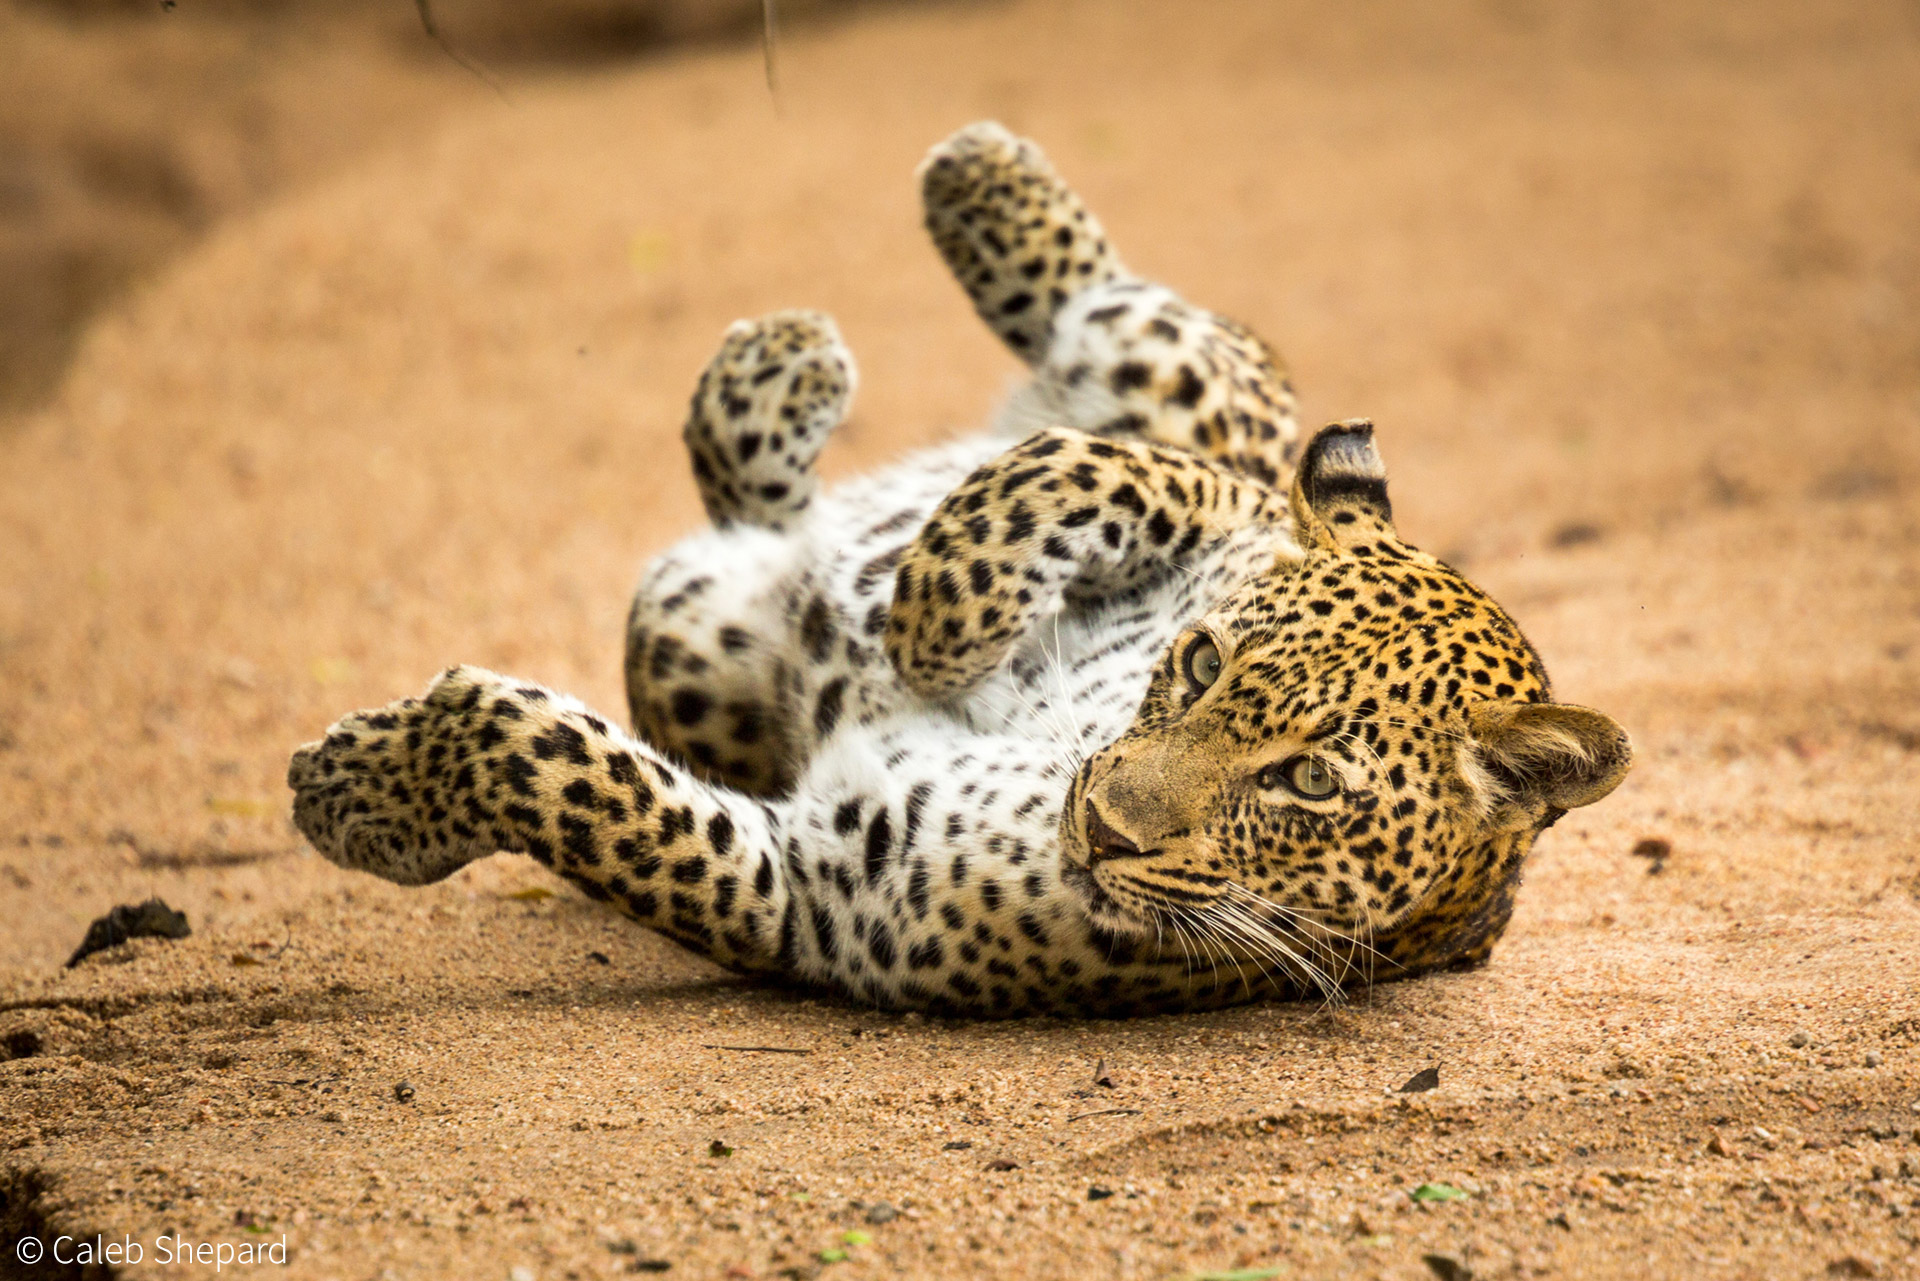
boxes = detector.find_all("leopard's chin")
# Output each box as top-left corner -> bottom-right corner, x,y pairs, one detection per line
1059,857 -> 1155,938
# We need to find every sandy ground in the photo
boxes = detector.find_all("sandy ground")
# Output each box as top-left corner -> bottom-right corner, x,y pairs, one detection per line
4,1 -> 1920,1277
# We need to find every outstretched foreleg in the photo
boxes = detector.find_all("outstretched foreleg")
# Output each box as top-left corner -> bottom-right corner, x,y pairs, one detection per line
289,667 -> 792,973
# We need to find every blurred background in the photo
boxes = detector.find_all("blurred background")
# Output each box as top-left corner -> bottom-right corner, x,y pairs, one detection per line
0,0 -> 869,410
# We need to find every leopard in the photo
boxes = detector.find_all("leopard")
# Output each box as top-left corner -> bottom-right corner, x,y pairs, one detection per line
288,122 -> 1631,1017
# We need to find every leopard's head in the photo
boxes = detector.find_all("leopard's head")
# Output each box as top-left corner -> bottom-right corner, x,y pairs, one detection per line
1060,422 -> 1630,992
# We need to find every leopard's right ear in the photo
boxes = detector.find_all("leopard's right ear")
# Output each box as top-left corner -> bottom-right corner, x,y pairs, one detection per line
1290,420 -> 1398,554
1464,699 -> 1633,830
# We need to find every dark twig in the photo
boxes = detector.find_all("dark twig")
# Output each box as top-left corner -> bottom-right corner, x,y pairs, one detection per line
761,0 -> 783,109
261,1075 -> 342,1087
1068,1108 -> 1143,1122
702,1044 -> 812,1055
414,0 -> 508,100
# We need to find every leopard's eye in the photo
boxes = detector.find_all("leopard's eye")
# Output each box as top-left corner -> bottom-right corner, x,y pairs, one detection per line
1260,755 -> 1340,800
1185,638 -> 1222,691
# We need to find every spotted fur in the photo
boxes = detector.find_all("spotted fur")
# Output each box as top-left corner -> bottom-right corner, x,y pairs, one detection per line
680,310 -> 854,530
289,123 -> 1631,1016
926,123 -> 1300,482
919,121 -> 1126,361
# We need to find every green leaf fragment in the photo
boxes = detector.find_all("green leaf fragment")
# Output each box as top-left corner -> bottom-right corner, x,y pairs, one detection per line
817,1247 -> 848,1263
1410,1182 -> 1471,1202
840,1230 -> 872,1246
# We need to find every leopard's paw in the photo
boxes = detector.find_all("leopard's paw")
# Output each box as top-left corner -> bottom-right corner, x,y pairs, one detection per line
288,666 -> 506,885
919,122 -> 1127,363
683,310 -> 855,530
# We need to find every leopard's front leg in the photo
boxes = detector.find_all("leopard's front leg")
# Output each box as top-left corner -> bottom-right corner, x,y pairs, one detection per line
884,428 -> 1292,700
288,666 -> 791,973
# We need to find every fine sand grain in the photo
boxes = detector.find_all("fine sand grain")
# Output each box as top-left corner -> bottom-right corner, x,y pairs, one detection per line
4,2 -> 1919,1277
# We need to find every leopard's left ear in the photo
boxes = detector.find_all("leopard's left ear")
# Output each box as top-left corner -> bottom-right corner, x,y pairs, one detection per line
1465,700 -> 1633,827
1290,420 -> 1397,554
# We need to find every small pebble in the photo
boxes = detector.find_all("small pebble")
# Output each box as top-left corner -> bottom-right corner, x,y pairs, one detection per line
509,1268 -> 535,1281
1864,1051 -> 1882,1068
865,1202 -> 898,1225
393,1080 -> 416,1103
1629,837 -> 1671,861
1423,1252 -> 1474,1281
1788,1031 -> 1811,1048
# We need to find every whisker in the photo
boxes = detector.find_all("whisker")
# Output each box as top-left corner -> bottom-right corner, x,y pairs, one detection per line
1358,713 -> 1478,747
1221,898 -> 1359,998
997,644 -> 1081,781
1045,613 -> 1090,770
1182,906 -> 1253,999
1162,911 -> 1198,991
1196,902 -> 1297,998
1217,899 -> 1341,1003
1039,614 -> 1089,772
1329,723 -> 1393,796
1225,882 -> 1402,978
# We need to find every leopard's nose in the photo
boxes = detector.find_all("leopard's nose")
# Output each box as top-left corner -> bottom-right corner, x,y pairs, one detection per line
1084,802 -> 1145,866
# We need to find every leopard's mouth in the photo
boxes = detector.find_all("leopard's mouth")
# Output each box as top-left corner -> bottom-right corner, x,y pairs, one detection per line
1059,857 -> 1149,934
1059,817 -> 1165,939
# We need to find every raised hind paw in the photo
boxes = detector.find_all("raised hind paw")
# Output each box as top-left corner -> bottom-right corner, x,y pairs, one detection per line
288,667 -> 511,886
1001,280 -> 1301,487
924,124 -> 1300,487
682,310 -> 855,530
920,122 -> 1127,364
